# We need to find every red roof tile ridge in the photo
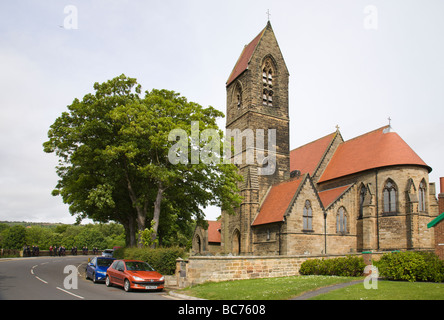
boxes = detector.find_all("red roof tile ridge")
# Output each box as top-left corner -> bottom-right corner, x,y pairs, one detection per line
318,125 -> 431,183
290,131 -> 337,152
343,125 -> 390,143
252,174 -> 308,226
207,220 -> 221,243
290,131 -> 338,176
226,27 -> 266,86
318,184 -> 354,209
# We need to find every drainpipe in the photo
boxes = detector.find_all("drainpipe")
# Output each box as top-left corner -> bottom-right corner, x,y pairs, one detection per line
324,211 -> 327,255
375,169 -> 380,251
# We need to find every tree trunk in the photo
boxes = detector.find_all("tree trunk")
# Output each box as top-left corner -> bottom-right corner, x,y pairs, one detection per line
151,182 -> 165,248
122,215 -> 137,247
125,169 -> 148,247
135,206 -> 148,248
128,216 -> 137,247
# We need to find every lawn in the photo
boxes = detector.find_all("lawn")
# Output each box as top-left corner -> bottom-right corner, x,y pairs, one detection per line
178,275 -> 361,300
177,276 -> 444,300
310,280 -> 444,300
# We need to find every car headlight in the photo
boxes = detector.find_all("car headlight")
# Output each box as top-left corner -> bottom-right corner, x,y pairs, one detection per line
132,276 -> 144,281
159,276 -> 165,281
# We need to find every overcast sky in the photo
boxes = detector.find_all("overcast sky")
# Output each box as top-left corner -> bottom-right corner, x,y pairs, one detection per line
0,0 -> 443,224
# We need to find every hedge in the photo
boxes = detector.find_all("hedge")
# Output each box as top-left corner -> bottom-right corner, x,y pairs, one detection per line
299,255 -> 366,277
113,247 -> 186,275
374,251 -> 444,282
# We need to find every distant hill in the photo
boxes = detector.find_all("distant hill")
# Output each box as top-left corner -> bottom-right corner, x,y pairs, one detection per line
0,221 -> 68,228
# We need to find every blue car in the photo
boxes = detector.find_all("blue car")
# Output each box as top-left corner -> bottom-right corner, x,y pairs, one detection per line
86,257 -> 115,283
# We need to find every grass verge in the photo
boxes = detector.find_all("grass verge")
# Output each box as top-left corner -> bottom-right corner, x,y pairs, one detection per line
178,276 -> 444,300
177,275 -> 361,300
310,280 -> 444,300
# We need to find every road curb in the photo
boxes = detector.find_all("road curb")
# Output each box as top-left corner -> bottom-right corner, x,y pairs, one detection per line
169,290 -> 206,300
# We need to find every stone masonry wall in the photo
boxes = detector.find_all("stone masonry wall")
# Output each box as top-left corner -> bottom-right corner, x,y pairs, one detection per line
175,253 -> 377,288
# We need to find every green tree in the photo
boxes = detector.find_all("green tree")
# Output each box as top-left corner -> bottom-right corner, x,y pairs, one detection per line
43,75 -> 242,247
2,225 -> 26,250
75,226 -> 106,249
25,226 -> 54,249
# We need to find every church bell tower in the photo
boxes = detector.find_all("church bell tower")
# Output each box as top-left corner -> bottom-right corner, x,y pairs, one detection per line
221,21 -> 290,255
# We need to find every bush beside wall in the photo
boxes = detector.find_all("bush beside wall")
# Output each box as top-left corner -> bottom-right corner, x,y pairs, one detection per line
299,256 -> 366,277
113,247 -> 186,275
374,251 -> 444,282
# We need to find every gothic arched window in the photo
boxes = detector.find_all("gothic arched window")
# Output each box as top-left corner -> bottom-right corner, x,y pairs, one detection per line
383,179 -> 397,214
418,180 -> 427,212
234,83 -> 242,109
262,58 -> 274,107
336,207 -> 347,233
303,200 -> 313,231
359,185 -> 367,219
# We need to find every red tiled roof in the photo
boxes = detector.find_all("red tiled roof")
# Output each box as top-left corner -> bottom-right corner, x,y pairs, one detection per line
207,220 -> 221,243
226,27 -> 266,86
318,185 -> 353,209
318,126 -> 431,183
252,175 -> 306,226
290,132 -> 337,176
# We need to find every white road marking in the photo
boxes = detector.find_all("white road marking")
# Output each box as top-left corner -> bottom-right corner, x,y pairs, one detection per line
35,276 -> 48,284
56,287 -> 85,299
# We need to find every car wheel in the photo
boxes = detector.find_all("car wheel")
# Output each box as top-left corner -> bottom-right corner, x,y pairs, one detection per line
124,279 -> 131,292
105,275 -> 112,287
92,273 -> 97,283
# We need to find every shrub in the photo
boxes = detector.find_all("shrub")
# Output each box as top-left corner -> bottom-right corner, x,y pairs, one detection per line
113,246 -> 186,275
299,255 -> 366,277
375,251 -> 444,282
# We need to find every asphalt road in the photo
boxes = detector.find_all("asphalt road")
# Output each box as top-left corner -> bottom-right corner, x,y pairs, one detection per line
0,256 -> 175,300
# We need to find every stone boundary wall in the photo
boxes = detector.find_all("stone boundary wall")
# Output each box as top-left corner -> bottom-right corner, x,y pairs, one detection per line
175,252 -> 385,288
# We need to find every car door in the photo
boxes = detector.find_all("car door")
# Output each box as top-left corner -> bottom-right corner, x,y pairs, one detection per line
113,260 -> 126,287
87,257 -> 96,279
107,260 -> 118,285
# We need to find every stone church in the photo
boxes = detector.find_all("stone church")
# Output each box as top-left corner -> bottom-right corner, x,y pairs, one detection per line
192,22 -> 439,256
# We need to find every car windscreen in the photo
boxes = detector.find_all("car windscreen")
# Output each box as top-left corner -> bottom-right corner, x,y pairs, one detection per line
97,259 -> 114,267
125,261 -> 154,271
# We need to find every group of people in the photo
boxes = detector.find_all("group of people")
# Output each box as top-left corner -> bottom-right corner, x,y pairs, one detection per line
48,245 -> 97,256
21,245 -> 100,257
49,245 -> 67,256
22,245 -> 39,257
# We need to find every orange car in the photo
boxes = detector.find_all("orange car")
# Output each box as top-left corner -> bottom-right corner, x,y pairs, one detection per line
106,259 -> 164,292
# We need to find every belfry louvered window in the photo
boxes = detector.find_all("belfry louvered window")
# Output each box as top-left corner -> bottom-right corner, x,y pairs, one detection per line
262,58 -> 274,107
263,88 -> 273,106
